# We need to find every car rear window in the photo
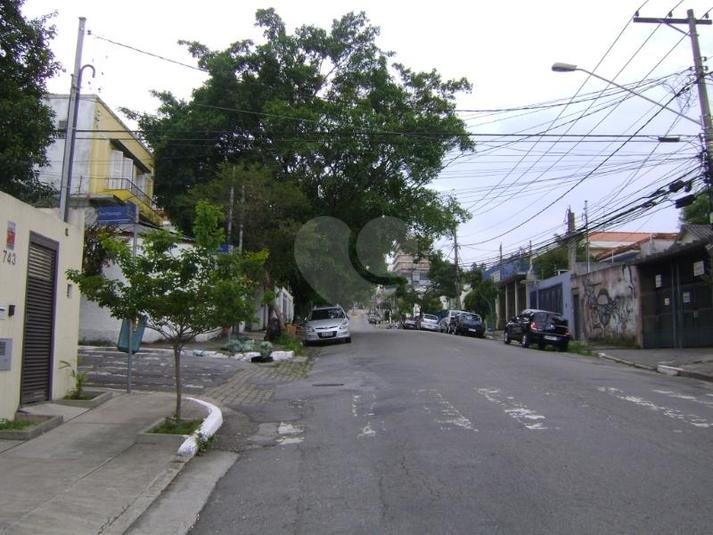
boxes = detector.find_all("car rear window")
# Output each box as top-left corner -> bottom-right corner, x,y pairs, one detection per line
548,314 -> 568,326
309,308 -> 345,320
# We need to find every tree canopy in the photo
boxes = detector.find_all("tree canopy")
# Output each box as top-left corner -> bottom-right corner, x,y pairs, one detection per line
128,9 -> 473,304
0,0 -> 60,203
680,192 -> 711,226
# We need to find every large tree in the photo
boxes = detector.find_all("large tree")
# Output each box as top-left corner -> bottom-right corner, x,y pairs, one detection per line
127,9 -> 473,304
0,0 -> 60,203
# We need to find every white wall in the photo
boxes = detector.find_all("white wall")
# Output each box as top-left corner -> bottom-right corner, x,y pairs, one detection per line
0,193 -> 83,419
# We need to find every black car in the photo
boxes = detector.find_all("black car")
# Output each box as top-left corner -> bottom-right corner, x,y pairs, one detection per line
504,309 -> 570,351
454,312 -> 485,338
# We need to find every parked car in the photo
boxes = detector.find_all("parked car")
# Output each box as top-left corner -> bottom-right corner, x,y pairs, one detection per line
439,310 -> 467,333
504,309 -> 570,351
454,312 -> 485,337
302,305 -> 351,345
420,313 -> 440,332
401,317 -> 418,330
367,313 -> 380,324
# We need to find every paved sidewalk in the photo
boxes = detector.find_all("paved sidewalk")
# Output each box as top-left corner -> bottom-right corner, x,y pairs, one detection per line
591,346 -> 713,382
0,391 -> 206,535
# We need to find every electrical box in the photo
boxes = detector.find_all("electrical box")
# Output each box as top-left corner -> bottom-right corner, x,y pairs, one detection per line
0,306 -> 6,320
0,338 -> 11,371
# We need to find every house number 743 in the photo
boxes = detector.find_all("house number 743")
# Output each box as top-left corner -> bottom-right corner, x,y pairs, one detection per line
2,250 -> 17,265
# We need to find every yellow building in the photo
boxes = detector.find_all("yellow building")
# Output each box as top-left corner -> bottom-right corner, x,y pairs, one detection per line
41,94 -> 162,226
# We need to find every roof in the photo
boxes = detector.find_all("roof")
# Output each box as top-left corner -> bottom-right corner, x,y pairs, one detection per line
588,231 -> 658,243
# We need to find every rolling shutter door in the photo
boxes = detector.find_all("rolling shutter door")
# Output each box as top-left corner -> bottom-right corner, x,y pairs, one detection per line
21,238 -> 57,404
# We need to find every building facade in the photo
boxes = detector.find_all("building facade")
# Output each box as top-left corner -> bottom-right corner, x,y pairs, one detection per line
0,192 -> 83,420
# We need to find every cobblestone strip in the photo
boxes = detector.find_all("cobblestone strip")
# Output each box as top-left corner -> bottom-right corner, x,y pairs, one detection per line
206,360 -> 313,407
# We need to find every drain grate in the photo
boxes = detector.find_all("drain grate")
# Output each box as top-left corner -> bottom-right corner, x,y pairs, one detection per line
312,383 -> 344,387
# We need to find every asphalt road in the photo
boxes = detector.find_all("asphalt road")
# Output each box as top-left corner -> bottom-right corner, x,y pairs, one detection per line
191,313 -> 713,535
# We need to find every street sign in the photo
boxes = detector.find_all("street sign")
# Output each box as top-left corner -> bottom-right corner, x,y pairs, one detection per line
97,204 -> 137,225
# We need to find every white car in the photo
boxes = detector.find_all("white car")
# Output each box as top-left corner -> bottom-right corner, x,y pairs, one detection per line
420,314 -> 440,332
302,305 -> 351,345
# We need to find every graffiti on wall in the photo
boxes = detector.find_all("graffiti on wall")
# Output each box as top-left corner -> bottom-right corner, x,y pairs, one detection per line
581,265 -> 638,341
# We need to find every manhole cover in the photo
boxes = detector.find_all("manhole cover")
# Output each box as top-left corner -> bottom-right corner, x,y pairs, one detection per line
312,383 -> 344,387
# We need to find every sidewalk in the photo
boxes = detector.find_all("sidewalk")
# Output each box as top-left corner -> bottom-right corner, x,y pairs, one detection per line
0,391 -> 207,535
590,345 -> 713,382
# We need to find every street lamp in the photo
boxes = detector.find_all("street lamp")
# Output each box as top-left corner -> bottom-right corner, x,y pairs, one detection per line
551,63 -> 700,126
552,62 -> 713,227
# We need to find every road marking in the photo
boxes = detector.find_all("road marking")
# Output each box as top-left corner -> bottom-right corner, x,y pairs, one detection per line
352,393 -> 383,438
653,389 -> 713,409
418,389 -> 477,431
475,388 -> 549,430
276,422 -> 304,445
598,387 -> 712,428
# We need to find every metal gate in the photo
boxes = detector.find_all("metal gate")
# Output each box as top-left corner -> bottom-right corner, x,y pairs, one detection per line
20,234 -> 58,404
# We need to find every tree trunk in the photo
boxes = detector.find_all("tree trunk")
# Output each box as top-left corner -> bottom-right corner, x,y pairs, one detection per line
173,344 -> 183,420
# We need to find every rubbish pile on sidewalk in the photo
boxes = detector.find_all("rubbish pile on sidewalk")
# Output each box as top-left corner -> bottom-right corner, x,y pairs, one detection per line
192,337 -> 295,363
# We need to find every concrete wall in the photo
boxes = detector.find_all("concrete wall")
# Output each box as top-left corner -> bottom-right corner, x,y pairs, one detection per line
574,263 -> 641,345
526,271 -> 574,328
0,193 -> 83,420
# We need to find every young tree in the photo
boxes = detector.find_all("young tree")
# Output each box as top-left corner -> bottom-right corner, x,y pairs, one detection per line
68,202 -> 266,419
0,1 -> 61,203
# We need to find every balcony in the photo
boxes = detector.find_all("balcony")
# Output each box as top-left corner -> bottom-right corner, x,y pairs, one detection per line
96,177 -> 164,226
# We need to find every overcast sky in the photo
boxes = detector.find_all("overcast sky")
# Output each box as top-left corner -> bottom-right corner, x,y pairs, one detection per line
21,0 -> 713,266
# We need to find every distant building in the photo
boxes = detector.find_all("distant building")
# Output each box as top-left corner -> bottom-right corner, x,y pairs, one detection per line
588,231 -> 677,263
390,249 -> 431,289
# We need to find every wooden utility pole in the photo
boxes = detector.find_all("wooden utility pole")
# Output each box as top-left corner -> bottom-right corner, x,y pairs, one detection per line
453,227 -> 461,309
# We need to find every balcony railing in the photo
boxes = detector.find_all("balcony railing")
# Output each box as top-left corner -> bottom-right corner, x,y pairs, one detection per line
99,177 -> 163,225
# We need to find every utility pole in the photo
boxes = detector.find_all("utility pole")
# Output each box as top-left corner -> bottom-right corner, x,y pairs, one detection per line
584,201 -> 591,273
566,208 -> 577,271
453,227 -> 461,309
227,167 -> 235,249
635,9 -> 713,228
59,17 -> 87,222
238,183 -> 245,253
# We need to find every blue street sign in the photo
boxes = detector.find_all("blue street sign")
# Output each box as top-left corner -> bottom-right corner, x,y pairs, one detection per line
97,204 -> 137,225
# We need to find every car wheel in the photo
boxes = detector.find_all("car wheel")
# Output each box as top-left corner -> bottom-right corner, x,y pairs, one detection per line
558,342 -> 568,352
346,337 -> 352,344
537,340 -> 546,350
522,333 -> 531,348
504,330 -> 511,344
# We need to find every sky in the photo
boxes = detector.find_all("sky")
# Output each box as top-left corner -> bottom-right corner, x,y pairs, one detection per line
21,0 -> 713,268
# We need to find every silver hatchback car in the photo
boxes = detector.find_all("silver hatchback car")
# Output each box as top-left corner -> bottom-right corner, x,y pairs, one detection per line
302,305 -> 351,345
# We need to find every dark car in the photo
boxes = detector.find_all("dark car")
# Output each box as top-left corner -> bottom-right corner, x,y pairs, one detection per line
504,309 -> 570,351
454,312 -> 485,338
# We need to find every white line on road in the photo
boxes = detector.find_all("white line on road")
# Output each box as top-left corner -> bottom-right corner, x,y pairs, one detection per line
418,389 -> 477,431
598,387 -> 712,428
653,390 -> 713,409
352,393 -> 383,438
475,388 -> 549,430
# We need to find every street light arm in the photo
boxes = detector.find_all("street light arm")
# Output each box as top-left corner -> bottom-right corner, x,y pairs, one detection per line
551,63 -> 701,126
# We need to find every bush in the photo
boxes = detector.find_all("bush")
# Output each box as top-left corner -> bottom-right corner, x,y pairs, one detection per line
275,333 -> 304,355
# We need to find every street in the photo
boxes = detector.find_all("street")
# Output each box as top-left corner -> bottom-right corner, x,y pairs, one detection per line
190,313 -> 713,534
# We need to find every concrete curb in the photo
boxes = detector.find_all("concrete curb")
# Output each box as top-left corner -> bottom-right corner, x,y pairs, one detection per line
177,398 -> 223,460
596,351 -> 713,383
596,352 -> 657,372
